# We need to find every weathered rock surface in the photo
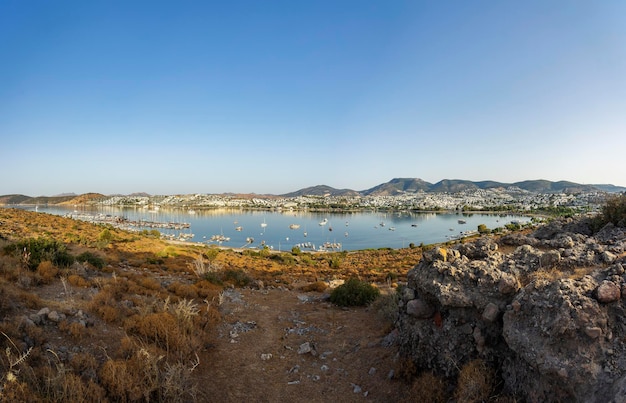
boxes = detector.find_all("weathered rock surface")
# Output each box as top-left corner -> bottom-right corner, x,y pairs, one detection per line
397,217 -> 626,402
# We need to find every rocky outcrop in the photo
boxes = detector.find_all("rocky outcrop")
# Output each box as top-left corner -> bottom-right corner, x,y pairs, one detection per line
397,217 -> 626,402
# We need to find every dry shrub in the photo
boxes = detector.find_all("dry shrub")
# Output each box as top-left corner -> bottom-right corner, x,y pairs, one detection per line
99,305 -> 122,323
168,282 -> 198,299
161,356 -> 200,402
118,335 -> 136,358
15,289 -> 42,309
137,276 -> 162,292
69,352 -> 98,379
67,274 -> 91,288
100,347 -> 162,402
0,376 -> 32,401
454,359 -> 494,403
100,346 -> 199,403
36,260 -> 58,283
395,357 -> 419,382
170,299 -> 200,336
90,291 -> 122,323
193,279 -> 222,298
58,320 -> 89,340
300,281 -> 328,292
100,356 -> 150,401
39,366 -> 107,403
523,265 -> 597,287
124,312 -> 183,353
401,371 -> 447,403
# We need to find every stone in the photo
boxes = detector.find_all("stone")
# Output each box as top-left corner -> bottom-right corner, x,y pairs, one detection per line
584,327 -> 602,339
47,310 -> 61,323
540,250 -> 561,268
597,281 -> 621,303
498,274 -> 519,294
402,287 -> 416,302
298,342 -> 313,355
260,353 -> 272,361
406,299 -> 435,319
29,313 -> 43,325
602,251 -> 617,264
482,302 -> 499,322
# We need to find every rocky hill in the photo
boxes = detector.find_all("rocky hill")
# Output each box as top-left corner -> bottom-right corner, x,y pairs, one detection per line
286,178 -> 617,197
396,216 -> 626,401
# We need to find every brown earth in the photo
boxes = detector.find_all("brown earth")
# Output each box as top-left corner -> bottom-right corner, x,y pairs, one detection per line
0,208 -> 420,402
200,286 -> 407,402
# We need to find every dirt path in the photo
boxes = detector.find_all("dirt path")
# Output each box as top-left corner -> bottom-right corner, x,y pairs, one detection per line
199,287 -> 407,402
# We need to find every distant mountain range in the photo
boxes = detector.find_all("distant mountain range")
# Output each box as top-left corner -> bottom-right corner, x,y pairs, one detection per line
1,179 -> 624,205
282,178 -> 626,197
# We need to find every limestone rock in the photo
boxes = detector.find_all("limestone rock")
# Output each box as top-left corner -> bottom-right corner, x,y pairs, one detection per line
596,280 -> 621,303
397,216 -> 626,402
482,302 -> 499,322
406,299 -> 434,319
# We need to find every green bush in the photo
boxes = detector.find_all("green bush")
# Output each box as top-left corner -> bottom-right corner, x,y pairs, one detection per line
4,238 -> 74,270
330,278 -> 380,307
76,251 -> 106,269
601,194 -> 626,227
222,269 -> 252,287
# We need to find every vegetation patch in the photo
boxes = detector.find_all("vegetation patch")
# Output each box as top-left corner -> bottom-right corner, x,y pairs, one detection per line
329,278 -> 380,306
76,251 -> 106,269
4,238 -> 74,270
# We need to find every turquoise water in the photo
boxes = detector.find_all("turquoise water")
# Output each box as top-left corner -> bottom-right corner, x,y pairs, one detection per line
15,206 -> 529,251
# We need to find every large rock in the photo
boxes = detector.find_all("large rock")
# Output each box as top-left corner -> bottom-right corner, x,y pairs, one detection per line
396,216 -> 626,402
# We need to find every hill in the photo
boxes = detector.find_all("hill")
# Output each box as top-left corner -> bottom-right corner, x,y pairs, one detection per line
361,178 -> 431,196
362,178 -> 603,196
0,193 -> 106,205
591,184 -> 626,193
281,185 -> 360,197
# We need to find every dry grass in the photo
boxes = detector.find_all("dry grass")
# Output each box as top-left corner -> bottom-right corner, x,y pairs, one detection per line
454,359 -> 494,403
36,261 -> 59,283
299,281 -> 328,292
401,371 -> 447,403
522,266 -> 598,286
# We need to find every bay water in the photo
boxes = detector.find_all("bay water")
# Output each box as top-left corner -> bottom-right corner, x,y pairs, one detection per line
16,206 -> 529,251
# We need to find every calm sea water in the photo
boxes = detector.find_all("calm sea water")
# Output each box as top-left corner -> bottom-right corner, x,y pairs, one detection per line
15,206 -> 529,251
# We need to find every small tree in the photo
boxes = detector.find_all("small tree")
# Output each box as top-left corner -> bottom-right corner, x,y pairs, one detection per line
98,229 -> 113,243
477,224 -> 489,234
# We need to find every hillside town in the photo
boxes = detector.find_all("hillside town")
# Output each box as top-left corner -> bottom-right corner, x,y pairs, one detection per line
97,187 -> 608,214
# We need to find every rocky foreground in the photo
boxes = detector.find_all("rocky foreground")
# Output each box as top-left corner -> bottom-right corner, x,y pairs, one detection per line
396,217 -> 626,402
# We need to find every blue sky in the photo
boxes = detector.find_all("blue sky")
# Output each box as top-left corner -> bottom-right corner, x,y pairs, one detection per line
1,1 -> 625,196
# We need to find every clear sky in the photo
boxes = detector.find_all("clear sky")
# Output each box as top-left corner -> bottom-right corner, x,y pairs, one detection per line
1,1 -> 625,196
